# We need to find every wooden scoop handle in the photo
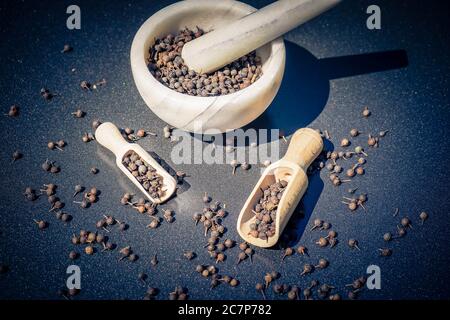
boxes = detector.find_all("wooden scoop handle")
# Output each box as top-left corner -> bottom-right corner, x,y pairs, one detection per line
95,122 -> 129,157
182,0 -> 341,74
283,128 -> 323,170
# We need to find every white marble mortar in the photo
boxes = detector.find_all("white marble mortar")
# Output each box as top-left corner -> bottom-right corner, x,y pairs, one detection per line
130,0 -> 286,133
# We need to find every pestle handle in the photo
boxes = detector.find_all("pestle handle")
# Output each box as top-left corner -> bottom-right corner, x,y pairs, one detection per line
95,122 -> 129,157
182,0 -> 341,74
283,128 -> 323,170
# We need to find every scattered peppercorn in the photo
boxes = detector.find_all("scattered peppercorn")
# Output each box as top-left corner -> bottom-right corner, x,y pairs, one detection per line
90,167 -> 99,174
362,106 -> 371,117
282,247 -> 294,261
6,105 -> 19,117
12,150 -> 22,162
69,251 -> 78,260
85,246 -> 94,255
301,264 -> 314,276
183,251 -> 196,260
378,248 -> 392,257
34,219 -> 48,230
340,138 -> 350,147
348,239 -> 360,250
419,211 -> 428,224
40,88 -> 54,100
61,44 -> 73,53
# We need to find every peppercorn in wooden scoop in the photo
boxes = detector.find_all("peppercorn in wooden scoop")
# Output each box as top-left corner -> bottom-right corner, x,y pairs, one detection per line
95,122 -> 176,204
237,128 -> 323,248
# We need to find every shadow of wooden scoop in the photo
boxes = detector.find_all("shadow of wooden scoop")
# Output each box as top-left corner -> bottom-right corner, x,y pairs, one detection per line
237,128 -> 323,248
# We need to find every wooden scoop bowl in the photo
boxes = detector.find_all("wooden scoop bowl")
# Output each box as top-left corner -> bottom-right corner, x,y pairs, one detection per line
95,122 -> 177,204
237,128 -> 323,248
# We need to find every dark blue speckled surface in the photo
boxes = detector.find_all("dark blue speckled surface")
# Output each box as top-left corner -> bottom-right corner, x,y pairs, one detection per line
0,0 -> 449,300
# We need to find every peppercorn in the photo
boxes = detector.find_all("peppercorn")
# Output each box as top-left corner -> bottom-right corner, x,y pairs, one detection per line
368,134 -> 377,147
34,219 -> 48,230
119,246 -> 131,258
244,247 -> 254,263
347,201 -> 358,211
85,246 -> 94,255
282,247 -> 294,260
255,283 -> 266,299
310,218 -> 323,231
147,218 -> 159,229
6,105 -> 19,117
355,166 -> 364,175
315,258 -> 329,269
287,289 -> 297,300
80,80 -> 91,90
379,130 -> 389,137
42,160 -> 51,171
61,213 -> 71,223
379,248 -> 392,257
128,253 -> 138,262
12,150 -> 22,162
71,109 -> 85,118
40,88 -> 54,100
383,232 -> 392,242
183,251 -> 196,260
147,287 -> 158,296
90,167 -> 99,174
348,239 -> 360,250
118,222 -> 127,231
195,265 -> 204,273
316,237 -> 328,247
61,44 -> 73,53
419,211 -> 428,224
224,239 -> 234,249
56,140 -> 65,148
69,251 -> 78,260
301,264 -> 314,276
235,252 -> 246,265
229,278 -> 239,287
401,217 -> 412,228
362,106 -> 371,117
264,273 -> 273,288
397,226 -> 407,237
178,293 -> 188,300
201,269 -> 210,278
297,246 -> 308,256
215,252 -> 225,264
340,138 -> 350,147
272,284 -> 283,294
239,242 -> 248,251
303,288 -> 312,299
263,159 -> 271,167
71,235 -> 80,245
150,254 -> 158,266
168,292 -> 177,300
92,120 -> 102,130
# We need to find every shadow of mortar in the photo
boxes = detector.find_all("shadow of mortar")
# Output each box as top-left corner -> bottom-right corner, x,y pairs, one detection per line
242,41 -> 408,143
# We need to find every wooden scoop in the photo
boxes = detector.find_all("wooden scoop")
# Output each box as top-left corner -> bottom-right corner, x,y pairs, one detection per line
182,0 -> 341,74
95,122 -> 177,204
237,128 -> 323,248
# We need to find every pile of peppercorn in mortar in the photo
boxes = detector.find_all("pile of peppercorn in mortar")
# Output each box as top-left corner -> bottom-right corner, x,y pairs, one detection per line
148,27 -> 263,96
3,35 -> 431,300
